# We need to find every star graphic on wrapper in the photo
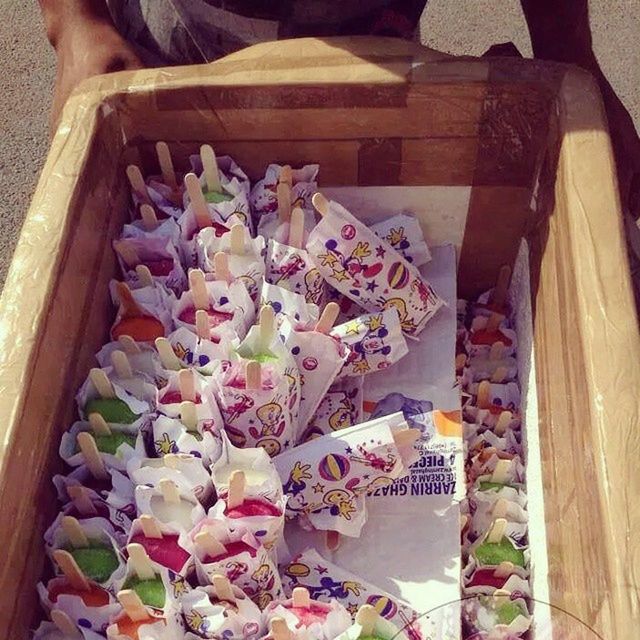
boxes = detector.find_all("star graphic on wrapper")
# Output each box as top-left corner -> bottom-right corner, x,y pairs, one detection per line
315,565 -> 328,575
312,482 -> 325,494
347,603 -> 359,616
155,432 -> 177,455
343,320 -> 361,336
170,573 -> 188,598
331,268 -> 350,283
318,252 -> 339,268
375,246 -> 386,258
366,314 -> 384,331
365,280 -> 378,293
345,446 -> 353,454
352,359 -> 371,374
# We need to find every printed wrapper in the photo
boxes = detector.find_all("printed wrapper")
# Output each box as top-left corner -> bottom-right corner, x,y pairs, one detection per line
53,466 -> 125,504
262,598 -> 352,640
99,363 -> 159,406
331,309 -> 408,378
468,382 -> 521,415
207,491 -> 287,552
44,508 -> 128,552
464,425 -> 522,460
461,593 -> 532,638
301,377 -> 364,443
37,577 -> 120,635
151,414 -> 223,467
465,354 -> 518,384
135,484 -> 207,533
472,287 -> 511,319
76,372 -> 151,422
33,620 -> 104,640
336,615 -> 408,640
109,276 -> 176,317
110,609 -> 185,640
121,216 -> 182,248
156,369 -> 224,429
132,175 -> 184,220
126,517 -> 195,576
261,282 -> 320,325
466,321 -> 518,358
463,405 -> 521,432
105,469 -> 138,521
279,317 -> 349,431
307,200 -> 444,337
211,432 -> 284,503
250,163 -> 319,223
281,548 -> 431,640
177,213 -> 235,268
326,287 -> 366,324
181,584 -> 264,639
258,207 -> 317,247
166,326 -> 237,377
273,412 -> 418,537
197,226 -> 266,302
466,522 -> 530,564
463,569 -> 532,599
191,526 -> 283,610
60,421 -> 145,473
114,234 -> 187,295
172,278 -> 255,342
128,454 -> 215,505
467,453 -> 526,487
265,239 -> 327,307
96,341 -> 169,389
370,213 -> 431,267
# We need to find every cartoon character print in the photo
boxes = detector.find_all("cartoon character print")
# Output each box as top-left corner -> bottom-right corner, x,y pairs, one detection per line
378,298 -> 416,334
384,226 -> 410,256
283,560 -> 363,600
370,393 -> 434,439
185,609 -> 209,636
328,397 -> 358,432
243,563 -> 277,609
283,461 -> 312,495
222,393 -> 255,424
318,238 -> 383,288
348,445 -> 398,474
323,489 -> 357,520
256,437 -> 281,457
249,401 -> 285,441
273,253 -> 306,284
155,432 -> 178,455
344,314 -> 392,374
237,273 -> 260,302
303,268 -> 325,305
222,560 -> 249,583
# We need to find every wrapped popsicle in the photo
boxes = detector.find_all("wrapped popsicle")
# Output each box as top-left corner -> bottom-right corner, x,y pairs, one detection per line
106,588 -> 174,640
335,604 -> 408,640
466,313 -> 517,358
274,413 -> 419,537
163,326 -> 237,377
110,281 -> 169,343
465,340 -> 518,384
99,350 -> 159,405
307,194 -> 444,337
468,519 -> 529,572
33,610 -> 105,640
260,282 -> 320,326
461,590 -> 532,638
96,338 -> 168,390
370,213 -> 431,267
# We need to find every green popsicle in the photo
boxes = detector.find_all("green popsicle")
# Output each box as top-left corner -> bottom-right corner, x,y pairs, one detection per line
85,398 -> 139,424
69,543 -> 119,583
475,538 -> 525,568
124,575 -> 166,608
94,432 -> 137,454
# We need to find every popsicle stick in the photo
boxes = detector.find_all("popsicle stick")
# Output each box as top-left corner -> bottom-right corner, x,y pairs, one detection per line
155,337 -> 182,370
140,203 -> 159,231
155,141 -> 177,189
292,586 -> 311,609
492,498 -> 509,519
227,470 -> 245,509
279,165 -> 293,187
178,368 -> 196,402
455,353 -> 467,371
88,413 -> 112,436
245,361 -> 261,390
114,240 -> 140,267
491,265 -> 512,308
259,304 -> 275,349
106,624 -> 125,640
213,251 -> 230,281
212,573 -> 236,603
53,550 -> 90,591
486,518 -> 508,544
126,165 -> 150,203
356,604 -> 378,636
194,531 -> 227,558
127,543 -> 157,581
230,224 -> 245,255
476,380 -> 491,410
158,478 -> 181,504
116,282 -> 143,319
117,589 -> 149,622
135,265 -> 154,288
494,561 -> 515,579
311,192 -> 330,217
489,341 -> 505,360
270,617 -> 293,640
288,207 -> 305,249
195,310 -> 210,340
491,367 -> 508,384
485,312 -> 504,332
277,183 -> 291,223
325,529 -> 341,551
77,432 -> 109,480
185,172 -> 212,230
163,453 -> 181,470
314,302 -> 339,333
189,269 -> 209,310
111,350 -> 133,379
491,458 -> 511,484
119,335 -> 141,354
51,609 -> 81,638
62,516 -> 89,548
176,402 -> 196,433
393,427 -> 420,450
494,410 -> 513,436
89,368 -> 116,399
200,144 -> 222,193
139,515 -> 163,539
492,589 -> 512,606
67,485 -> 98,516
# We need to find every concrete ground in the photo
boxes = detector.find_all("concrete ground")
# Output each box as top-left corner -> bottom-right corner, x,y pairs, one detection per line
0,1 -> 638,290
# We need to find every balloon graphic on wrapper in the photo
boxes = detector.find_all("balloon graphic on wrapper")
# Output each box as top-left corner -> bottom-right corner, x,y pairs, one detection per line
284,562 -> 311,578
368,594 -> 398,619
388,262 -> 410,290
302,357 -> 318,371
341,225 -> 356,240
318,453 -> 350,481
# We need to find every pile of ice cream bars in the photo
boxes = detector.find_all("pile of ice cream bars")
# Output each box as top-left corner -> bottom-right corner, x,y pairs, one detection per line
34,142 -> 530,640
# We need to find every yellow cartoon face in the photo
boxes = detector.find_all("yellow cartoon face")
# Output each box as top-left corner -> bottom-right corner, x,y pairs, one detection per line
251,563 -> 271,585
323,489 -> 357,520
256,402 -> 282,427
258,437 -> 281,457
304,268 -> 324,304
328,408 -> 353,431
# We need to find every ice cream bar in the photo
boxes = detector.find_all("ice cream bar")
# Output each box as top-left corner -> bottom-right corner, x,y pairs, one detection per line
129,515 -> 191,574
473,519 -> 526,568
111,282 -> 166,343
123,544 -> 165,609
85,398 -> 139,425
149,480 -> 199,531
110,590 -> 165,640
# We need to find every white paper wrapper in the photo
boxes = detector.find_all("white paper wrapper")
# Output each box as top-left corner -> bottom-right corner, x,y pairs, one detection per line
461,593 -> 532,638
76,373 -> 150,422
301,377 -> 364,443
331,309 -> 408,378
467,382 -> 521,415
135,484 -> 207,533
370,213 -> 431,267
260,282 -> 320,325
466,320 -> 518,358
274,413 -> 417,537
109,609 -> 184,640
98,362 -> 159,406
132,175 -> 184,220
166,326 -> 237,377
281,548 -> 432,640
262,597 -> 352,640
465,426 -> 522,460
462,568 -> 532,599
96,341 -> 169,389
211,432 -> 284,503
471,287 -> 511,319
128,454 -> 214,505
172,278 -> 255,342
181,584 -> 264,639
466,521 -> 530,570
44,510 -> 128,552
265,239 -> 327,307
307,200 -> 444,336
151,414 -> 222,466
467,452 -> 526,486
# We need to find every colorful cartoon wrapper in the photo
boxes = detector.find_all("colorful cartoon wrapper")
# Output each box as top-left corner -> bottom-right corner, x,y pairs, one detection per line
370,213 -> 431,267
44,510 -> 127,553
181,583 -> 264,640
281,548 -> 430,640
306,199 -> 444,336
165,326 -> 237,377
135,484 -> 207,533
265,239 -> 327,307
331,309 -> 408,378
96,341 -> 169,390
273,412 -> 418,537
33,619 -> 104,640
131,173 -> 184,221
151,414 -> 222,466
261,282 -> 320,325
301,377 -> 364,442
461,593 -> 532,638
